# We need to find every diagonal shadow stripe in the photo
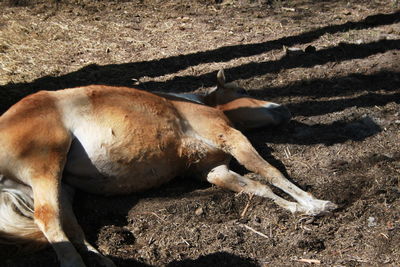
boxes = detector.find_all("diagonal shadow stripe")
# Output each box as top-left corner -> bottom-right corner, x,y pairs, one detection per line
87,10 -> 400,79
139,39 -> 400,92
0,11 -> 399,99
256,71 -> 400,98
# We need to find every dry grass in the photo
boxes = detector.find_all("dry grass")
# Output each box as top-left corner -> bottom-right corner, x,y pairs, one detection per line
0,0 -> 399,266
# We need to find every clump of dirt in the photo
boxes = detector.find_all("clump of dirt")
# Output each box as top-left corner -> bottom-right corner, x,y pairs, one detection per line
0,0 -> 399,266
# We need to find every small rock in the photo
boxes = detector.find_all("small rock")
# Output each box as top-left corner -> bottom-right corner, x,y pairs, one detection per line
195,207 -> 203,216
368,216 -> 377,227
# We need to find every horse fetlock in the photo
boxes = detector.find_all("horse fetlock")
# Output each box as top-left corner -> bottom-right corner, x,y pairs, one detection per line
299,199 -> 338,216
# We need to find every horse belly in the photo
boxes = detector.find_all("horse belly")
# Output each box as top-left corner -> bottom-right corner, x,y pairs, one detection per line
57,86 -> 189,195
64,128 -> 183,195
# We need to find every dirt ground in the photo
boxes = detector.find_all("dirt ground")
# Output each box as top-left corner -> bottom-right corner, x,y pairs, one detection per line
0,0 -> 400,266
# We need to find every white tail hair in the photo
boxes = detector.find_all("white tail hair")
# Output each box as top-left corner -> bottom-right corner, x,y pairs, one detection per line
0,183 -> 46,252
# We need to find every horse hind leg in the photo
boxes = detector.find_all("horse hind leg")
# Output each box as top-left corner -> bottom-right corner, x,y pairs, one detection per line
60,183 -> 116,267
12,136 -> 115,266
13,131 -> 86,266
28,165 -> 86,267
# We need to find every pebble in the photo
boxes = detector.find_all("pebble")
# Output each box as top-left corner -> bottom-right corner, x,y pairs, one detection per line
195,207 -> 203,216
367,216 -> 377,227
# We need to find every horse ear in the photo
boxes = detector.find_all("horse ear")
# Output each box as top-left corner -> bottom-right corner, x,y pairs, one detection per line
216,69 -> 243,93
217,69 -> 226,88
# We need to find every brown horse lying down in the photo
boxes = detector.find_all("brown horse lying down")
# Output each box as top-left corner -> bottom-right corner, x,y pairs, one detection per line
0,70 -> 336,266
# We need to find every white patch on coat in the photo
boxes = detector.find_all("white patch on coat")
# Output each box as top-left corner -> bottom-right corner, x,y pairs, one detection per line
53,89 -> 116,178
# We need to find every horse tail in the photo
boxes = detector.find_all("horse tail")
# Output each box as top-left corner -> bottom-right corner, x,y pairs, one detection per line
0,181 -> 47,253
